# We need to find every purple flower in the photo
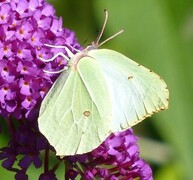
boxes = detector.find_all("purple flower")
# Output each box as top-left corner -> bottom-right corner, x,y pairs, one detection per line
67,129 -> 153,180
39,171 -> 57,180
15,170 -> 28,180
0,147 -> 16,169
0,0 -> 80,120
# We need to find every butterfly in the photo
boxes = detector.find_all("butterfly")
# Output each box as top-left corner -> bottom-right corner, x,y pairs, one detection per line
38,10 -> 169,156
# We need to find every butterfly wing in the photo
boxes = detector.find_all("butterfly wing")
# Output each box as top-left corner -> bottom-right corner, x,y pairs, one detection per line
38,56 -> 111,156
88,49 -> 169,131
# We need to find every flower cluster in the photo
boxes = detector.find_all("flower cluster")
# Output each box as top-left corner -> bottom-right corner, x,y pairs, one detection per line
0,0 -> 153,179
0,0 -> 80,178
0,0 -> 80,120
67,129 -> 153,180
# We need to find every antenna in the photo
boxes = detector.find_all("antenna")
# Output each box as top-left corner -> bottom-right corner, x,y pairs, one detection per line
94,9 -> 109,46
98,29 -> 124,47
93,9 -> 124,48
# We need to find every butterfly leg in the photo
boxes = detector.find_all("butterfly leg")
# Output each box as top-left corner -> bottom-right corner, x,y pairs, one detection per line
43,44 -> 80,59
43,43 -> 81,52
39,52 -> 70,62
43,66 -> 68,74
65,44 -> 81,53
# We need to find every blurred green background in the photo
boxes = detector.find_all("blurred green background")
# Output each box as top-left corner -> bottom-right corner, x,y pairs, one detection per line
1,0 -> 193,179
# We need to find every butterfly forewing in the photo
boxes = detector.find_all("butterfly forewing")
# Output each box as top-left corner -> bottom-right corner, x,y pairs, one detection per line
38,56 -> 112,156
